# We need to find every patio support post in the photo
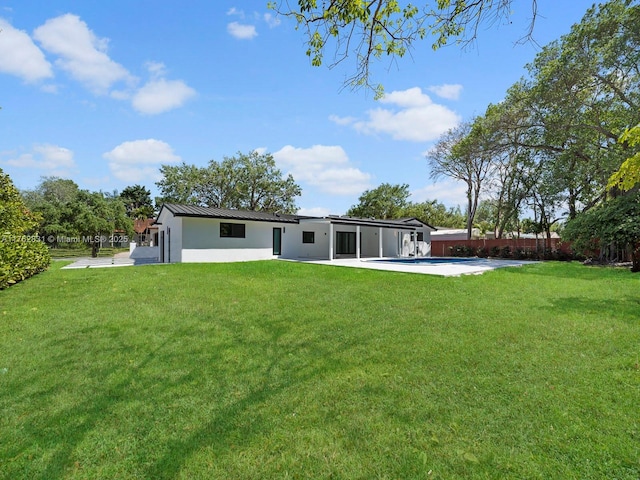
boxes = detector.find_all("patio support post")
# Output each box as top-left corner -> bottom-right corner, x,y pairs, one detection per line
329,222 -> 334,260
356,225 -> 361,259
378,227 -> 383,257
414,231 -> 418,257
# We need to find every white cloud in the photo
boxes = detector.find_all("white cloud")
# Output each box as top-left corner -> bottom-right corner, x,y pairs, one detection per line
103,139 -> 181,182
226,7 -> 244,17
428,83 -> 463,100
145,61 -> 167,79
0,18 -> 52,82
328,114 -> 357,126
411,181 -> 467,209
298,206 -> 331,217
227,22 -> 257,40
132,78 -> 196,115
263,13 -> 281,28
331,87 -> 461,142
33,14 -> 134,94
4,144 -> 75,174
273,145 -> 371,196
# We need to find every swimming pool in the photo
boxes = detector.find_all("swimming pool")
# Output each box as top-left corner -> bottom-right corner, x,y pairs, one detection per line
372,257 -> 486,264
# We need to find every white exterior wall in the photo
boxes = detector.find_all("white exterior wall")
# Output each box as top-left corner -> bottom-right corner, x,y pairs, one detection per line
360,226 -> 382,257
382,229 -> 400,257
158,214 -> 183,263
281,223 -> 331,259
180,217 -> 284,263
421,228 -> 432,257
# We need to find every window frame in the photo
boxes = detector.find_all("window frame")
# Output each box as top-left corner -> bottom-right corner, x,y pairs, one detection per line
302,231 -> 315,244
220,222 -> 246,238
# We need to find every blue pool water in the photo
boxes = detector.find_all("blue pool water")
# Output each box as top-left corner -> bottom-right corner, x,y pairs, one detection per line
373,257 -> 481,264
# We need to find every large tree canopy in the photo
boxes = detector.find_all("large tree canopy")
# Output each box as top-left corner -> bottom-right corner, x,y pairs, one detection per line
563,190 -> 640,271
346,183 -> 465,226
156,151 -> 302,214
427,120 -> 495,239
22,177 -> 134,257
119,184 -> 154,219
608,124 -> 640,191
346,183 -> 410,219
425,0 -> 640,249
269,0 -> 538,94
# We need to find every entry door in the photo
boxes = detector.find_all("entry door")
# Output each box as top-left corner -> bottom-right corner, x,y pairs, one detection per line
273,228 -> 282,255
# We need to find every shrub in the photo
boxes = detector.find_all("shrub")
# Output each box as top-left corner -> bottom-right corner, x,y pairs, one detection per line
500,245 -> 511,258
477,247 -> 489,258
0,169 -> 50,289
490,246 -> 500,258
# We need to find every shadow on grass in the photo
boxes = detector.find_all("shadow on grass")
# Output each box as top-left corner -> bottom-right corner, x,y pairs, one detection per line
2,314 -> 358,479
542,296 -> 640,325
506,261 -> 639,281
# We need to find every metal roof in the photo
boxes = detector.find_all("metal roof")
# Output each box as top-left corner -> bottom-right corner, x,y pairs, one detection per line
157,204 -> 436,230
324,215 -> 436,230
159,203 -> 301,224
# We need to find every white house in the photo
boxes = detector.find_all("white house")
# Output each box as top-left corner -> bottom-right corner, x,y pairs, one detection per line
154,204 -> 435,263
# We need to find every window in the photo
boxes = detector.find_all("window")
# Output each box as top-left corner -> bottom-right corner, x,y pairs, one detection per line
302,231 -> 315,244
220,222 -> 245,238
417,232 -> 424,242
336,231 -> 356,254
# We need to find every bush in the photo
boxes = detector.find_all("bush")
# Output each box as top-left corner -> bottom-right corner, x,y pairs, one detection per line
500,245 -> 511,258
477,247 -> 489,258
0,169 -> 50,289
490,246 -> 501,258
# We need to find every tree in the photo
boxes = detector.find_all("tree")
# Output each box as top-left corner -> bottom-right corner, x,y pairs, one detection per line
269,0 -> 538,94
563,190 -> 640,272
69,191 -> 132,257
399,200 -> 465,228
119,184 -> 154,219
156,151 -> 302,214
427,120 -> 495,239
608,125 -> 640,192
22,177 -> 80,246
22,177 -> 134,256
346,183 -> 410,219
0,168 -> 50,288
156,163 -> 202,205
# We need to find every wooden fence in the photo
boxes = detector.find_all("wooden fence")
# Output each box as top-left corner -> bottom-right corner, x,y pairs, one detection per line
431,237 -> 571,257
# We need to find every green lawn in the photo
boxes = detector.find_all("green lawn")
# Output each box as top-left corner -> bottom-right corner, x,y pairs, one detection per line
1,261 -> 638,479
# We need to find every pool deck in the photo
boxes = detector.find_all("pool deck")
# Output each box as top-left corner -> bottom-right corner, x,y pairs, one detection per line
288,257 -> 535,277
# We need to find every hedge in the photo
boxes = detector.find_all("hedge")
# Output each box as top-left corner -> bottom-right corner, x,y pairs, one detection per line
0,169 -> 51,289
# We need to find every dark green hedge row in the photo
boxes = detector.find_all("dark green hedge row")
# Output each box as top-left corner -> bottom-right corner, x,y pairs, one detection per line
0,169 -> 51,289
0,238 -> 51,289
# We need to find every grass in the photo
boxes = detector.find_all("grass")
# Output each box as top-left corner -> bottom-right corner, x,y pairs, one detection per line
0,260 -> 638,479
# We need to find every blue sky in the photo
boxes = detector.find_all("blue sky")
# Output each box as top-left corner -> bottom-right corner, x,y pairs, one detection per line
1,0 -> 595,216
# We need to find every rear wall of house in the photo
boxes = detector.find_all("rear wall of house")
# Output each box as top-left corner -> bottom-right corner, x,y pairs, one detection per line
281,224 -> 331,259
181,217 -> 282,262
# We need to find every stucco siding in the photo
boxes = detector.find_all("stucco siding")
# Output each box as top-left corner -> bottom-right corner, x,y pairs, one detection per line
180,217 -> 283,262
281,224 -> 331,259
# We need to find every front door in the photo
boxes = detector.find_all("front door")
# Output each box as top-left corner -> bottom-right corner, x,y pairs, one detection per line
273,228 -> 282,255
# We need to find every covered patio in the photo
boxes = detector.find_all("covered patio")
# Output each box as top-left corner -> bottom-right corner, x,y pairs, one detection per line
294,216 -> 435,260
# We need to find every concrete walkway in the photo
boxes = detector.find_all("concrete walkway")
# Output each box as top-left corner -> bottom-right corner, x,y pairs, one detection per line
288,257 -> 535,277
61,252 -> 159,269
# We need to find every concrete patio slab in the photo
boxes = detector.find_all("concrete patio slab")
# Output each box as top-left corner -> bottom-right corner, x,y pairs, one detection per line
286,257 -> 535,277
